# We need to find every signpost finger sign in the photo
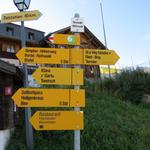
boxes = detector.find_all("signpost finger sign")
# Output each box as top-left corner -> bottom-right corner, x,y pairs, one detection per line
48,34 -> 80,45
32,67 -> 83,85
1,10 -> 42,23
30,111 -> 84,130
12,88 -> 85,107
16,47 -> 120,65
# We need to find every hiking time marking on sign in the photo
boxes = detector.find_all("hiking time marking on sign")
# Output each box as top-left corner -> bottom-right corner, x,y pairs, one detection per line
16,47 -> 120,65
12,88 -> 85,107
16,47 -> 70,64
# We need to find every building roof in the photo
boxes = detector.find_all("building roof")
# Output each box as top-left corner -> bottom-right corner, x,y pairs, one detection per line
0,59 -> 23,80
43,26 -> 106,49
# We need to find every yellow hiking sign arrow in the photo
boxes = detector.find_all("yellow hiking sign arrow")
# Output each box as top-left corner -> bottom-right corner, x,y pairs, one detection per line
16,47 -> 120,65
32,67 -> 83,85
12,88 -> 85,107
30,111 -> 84,130
1,10 -> 42,23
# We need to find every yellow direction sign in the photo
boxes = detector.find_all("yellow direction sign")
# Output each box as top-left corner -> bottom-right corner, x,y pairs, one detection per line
30,111 -> 84,130
16,47 -> 120,65
12,88 -> 85,107
16,47 -> 70,64
83,49 -> 120,65
48,34 -> 80,45
32,67 -> 83,85
1,10 -> 42,23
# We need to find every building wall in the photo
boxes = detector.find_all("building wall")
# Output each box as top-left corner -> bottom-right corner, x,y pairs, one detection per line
0,73 -> 14,130
0,23 -> 44,43
0,129 -> 14,150
0,23 -> 45,67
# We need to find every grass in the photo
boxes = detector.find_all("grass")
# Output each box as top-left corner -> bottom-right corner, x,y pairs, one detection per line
6,92 -> 150,150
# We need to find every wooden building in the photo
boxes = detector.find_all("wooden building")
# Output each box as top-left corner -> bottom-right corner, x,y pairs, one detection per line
0,60 -> 23,130
0,23 -> 45,67
0,23 -> 44,149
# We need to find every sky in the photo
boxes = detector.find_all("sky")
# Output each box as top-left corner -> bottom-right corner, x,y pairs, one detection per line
0,0 -> 150,68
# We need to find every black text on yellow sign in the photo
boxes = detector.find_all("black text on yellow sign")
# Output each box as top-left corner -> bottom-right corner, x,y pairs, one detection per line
32,67 -> 83,85
16,47 -> 120,65
30,111 -> 84,130
12,88 -> 85,107
1,10 -> 42,23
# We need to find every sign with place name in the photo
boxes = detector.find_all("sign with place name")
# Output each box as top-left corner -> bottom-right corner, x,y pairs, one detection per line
12,88 -> 85,107
71,17 -> 84,32
16,47 -> 120,65
48,34 -> 80,45
83,49 -> 119,65
32,67 -> 83,85
16,47 -> 70,64
30,111 -> 84,130
1,10 -> 42,23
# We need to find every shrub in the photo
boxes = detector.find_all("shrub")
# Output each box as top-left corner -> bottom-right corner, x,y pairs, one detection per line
99,68 -> 150,104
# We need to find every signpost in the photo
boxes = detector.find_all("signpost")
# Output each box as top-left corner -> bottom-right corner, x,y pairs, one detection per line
71,13 -> 83,150
30,111 -> 84,130
1,10 -> 42,23
32,67 -> 83,85
6,7 -> 120,149
48,34 -> 80,45
12,88 -> 85,107
16,47 -> 120,65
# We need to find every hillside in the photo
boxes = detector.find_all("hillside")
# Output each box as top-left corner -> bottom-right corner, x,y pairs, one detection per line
7,93 -> 150,150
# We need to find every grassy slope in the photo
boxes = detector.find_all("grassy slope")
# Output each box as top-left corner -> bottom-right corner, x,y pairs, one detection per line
6,93 -> 150,150
82,93 -> 150,150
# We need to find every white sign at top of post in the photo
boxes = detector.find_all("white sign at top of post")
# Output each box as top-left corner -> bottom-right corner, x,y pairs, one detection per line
71,17 -> 84,33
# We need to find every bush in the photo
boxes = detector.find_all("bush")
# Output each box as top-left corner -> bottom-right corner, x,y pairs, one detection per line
99,68 -> 150,104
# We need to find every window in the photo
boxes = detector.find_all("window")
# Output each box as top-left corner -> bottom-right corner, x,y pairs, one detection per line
10,46 -> 15,53
6,46 -> 11,52
28,32 -> 35,40
6,27 -> 14,36
6,45 -> 15,53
